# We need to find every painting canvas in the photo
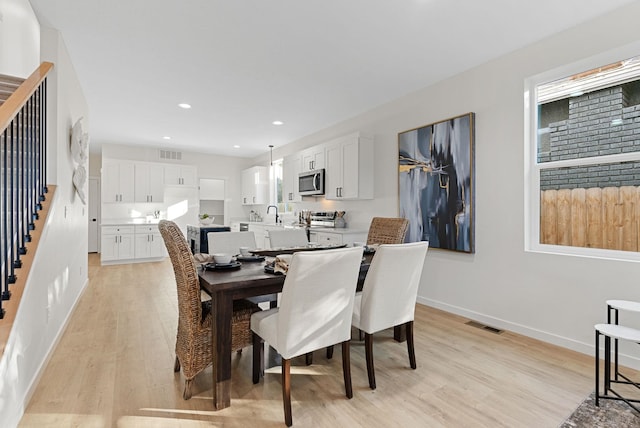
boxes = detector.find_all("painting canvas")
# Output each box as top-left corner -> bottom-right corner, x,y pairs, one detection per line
398,113 -> 475,253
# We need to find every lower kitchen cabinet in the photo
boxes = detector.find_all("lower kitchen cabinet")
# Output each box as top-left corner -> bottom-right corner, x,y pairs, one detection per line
101,224 -> 167,264
309,229 -> 367,246
134,225 -> 166,259
101,226 -> 135,262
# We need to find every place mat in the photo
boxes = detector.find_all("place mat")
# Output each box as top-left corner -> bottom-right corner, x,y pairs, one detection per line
560,391 -> 639,427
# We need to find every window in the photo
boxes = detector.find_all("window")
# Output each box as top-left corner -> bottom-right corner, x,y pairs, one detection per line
526,49 -> 640,261
270,158 -> 293,213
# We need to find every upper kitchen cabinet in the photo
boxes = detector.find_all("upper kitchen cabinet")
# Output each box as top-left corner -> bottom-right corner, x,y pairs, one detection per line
325,132 -> 374,200
282,152 -> 302,203
134,162 -> 164,203
300,144 -> 325,172
165,164 -> 197,186
241,166 -> 269,205
102,160 -> 135,203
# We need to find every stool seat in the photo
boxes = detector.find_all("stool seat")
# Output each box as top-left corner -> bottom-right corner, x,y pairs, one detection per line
606,300 -> 640,313
595,323 -> 640,342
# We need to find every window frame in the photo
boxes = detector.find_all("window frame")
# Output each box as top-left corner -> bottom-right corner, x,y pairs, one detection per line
524,41 -> 640,262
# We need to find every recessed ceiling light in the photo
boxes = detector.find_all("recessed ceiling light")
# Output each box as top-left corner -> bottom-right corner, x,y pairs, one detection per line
178,103 -> 191,109
233,145 -> 240,148
163,136 -> 171,140
272,120 -> 284,126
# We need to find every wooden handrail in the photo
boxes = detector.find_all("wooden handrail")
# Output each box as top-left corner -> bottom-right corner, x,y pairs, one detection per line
0,61 -> 54,133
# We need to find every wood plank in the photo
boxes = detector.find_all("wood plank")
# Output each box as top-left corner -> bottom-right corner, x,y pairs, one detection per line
602,187 -> 621,250
556,189 -> 572,246
540,190 -> 558,244
586,187 -> 603,249
570,188 -> 587,248
620,186 -> 637,252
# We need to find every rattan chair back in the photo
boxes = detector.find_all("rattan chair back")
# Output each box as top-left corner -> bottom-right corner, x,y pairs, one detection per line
159,220 -> 257,399
366,217 -> 409,245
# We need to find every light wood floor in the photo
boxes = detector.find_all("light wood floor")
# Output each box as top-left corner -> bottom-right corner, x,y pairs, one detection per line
20,254 -> 601,427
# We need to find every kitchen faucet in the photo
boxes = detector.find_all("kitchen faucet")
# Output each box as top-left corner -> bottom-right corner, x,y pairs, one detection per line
267,205 -> 279,224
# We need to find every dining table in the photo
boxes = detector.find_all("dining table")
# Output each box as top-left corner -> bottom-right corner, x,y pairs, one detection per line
198,249 -> 404,410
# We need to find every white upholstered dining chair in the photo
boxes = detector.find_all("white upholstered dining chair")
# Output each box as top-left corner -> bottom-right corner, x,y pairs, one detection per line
250,246 -> 364,427
268,228 -> 308,248
352,241 -> 429,389
207,231 -> 257,255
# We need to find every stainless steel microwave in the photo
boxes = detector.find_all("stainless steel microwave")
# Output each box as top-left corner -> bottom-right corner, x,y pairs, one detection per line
298,169 -> 325,196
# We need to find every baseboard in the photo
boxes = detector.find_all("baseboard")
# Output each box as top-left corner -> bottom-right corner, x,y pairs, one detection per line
417,296 -> 640,371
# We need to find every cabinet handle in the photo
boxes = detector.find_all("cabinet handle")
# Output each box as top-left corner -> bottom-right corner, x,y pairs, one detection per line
150,195 -> 152,202
115,236 -> 118,243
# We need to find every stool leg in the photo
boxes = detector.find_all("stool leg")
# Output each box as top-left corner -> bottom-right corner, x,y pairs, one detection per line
604,334 -> 611,394
595,329 -> 600,407
614,308 -> 619,381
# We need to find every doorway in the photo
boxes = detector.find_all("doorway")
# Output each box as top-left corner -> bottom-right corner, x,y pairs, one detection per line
88,177 -> 100,252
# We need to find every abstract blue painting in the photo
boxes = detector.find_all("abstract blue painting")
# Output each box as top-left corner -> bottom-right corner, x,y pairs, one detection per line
398,113 -> 475,253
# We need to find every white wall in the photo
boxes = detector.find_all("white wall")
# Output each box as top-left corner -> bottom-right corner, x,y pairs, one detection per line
0,0 -> 39,77
261,3 -> 640,368
0,23 -> 89,427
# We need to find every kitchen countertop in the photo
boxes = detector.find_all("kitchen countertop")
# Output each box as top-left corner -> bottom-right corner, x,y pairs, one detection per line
101,219 -> 161,226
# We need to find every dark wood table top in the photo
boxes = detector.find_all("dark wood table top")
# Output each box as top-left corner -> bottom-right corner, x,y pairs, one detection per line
248,244 -> 347,257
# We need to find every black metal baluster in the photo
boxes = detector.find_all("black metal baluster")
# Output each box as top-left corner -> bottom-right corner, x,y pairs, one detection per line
13,108 -> 23,269
3,124 -> 12,302
1,128 -> 6,318
7,118 -> 16,286
43,79 -> 48,197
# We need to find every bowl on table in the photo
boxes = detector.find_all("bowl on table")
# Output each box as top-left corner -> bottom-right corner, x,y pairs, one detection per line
212,253 -> 232,265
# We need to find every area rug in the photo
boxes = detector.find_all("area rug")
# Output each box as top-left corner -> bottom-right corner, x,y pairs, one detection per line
560,392 -> 639,427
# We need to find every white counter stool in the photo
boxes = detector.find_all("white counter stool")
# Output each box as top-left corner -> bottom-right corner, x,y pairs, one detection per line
595,323 -> 640,412
606,300 -> 640,381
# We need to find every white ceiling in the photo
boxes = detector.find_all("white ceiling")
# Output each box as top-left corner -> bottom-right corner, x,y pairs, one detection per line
29,0 -> 636,158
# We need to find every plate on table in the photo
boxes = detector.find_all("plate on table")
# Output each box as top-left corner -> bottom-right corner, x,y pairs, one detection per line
236,255 -> 266,262
204,261 -> 242,271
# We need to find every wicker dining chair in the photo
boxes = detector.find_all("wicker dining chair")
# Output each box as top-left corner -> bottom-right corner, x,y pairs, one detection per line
366,217 -> 409,245
158,220 -> 259,400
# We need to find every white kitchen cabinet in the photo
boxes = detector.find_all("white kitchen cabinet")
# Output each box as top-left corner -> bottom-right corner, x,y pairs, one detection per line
241,166 -> 269,205
101,226 -> 135,262
102,161 -> 135,203
309,229 -> 367,246
134,225 -> 166,259
165,164 -> 197,186
282,152 -> 302,203
300,144 -> 325,172
134,163 -> 165,203
325,132 -> 374,200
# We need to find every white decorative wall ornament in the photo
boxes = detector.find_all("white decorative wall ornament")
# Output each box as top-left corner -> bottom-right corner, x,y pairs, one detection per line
70,117 -> 89,204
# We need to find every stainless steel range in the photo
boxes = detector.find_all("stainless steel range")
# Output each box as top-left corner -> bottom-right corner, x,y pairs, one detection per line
309,211 -> 339,227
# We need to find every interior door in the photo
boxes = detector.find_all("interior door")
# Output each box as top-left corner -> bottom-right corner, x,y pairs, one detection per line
88,177 -> 100,252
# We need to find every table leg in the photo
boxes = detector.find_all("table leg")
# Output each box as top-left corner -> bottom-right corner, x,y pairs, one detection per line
212,292 -> 234,410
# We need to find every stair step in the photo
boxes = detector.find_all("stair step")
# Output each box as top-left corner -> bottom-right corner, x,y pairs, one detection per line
0,74 -> 25,107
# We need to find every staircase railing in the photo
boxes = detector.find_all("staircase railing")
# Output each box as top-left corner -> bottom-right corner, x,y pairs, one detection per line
0,62 -> 53,319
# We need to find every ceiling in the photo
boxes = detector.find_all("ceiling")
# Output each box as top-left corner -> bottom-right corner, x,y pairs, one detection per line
29,0 -> 635,158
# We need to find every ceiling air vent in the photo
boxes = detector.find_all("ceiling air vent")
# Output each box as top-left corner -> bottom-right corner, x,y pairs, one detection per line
159,149 -> 182,161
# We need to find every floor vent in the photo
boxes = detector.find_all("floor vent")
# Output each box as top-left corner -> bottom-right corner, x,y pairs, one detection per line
465,320 -> 504,334
159,149 -> 182,161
